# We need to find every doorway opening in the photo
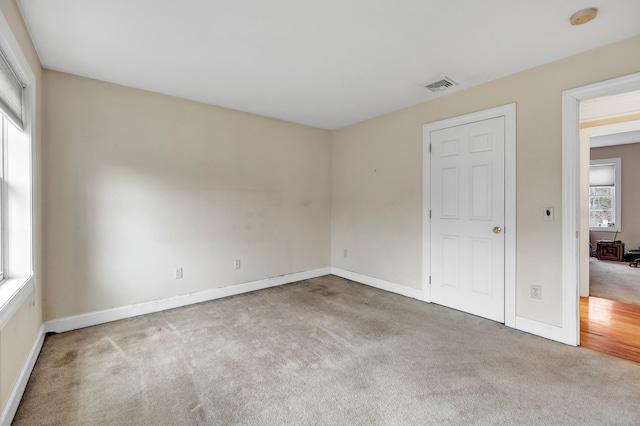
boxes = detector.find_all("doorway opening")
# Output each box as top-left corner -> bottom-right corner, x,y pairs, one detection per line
578,89 -> 640,362
562,71 -> 640,350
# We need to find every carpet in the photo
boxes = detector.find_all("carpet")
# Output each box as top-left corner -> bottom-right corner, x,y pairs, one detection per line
13,275 -> 640,425
590,257 -> 640,306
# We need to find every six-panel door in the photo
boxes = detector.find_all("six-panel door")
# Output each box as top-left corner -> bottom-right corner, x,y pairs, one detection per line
430,117 -> 505,322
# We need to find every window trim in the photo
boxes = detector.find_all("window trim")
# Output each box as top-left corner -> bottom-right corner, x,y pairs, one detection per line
589,157 -> 621,233
0,9 -> 37,321
0,116 -> 6,281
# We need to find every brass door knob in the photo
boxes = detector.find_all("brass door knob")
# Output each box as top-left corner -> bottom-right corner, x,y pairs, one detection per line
493,226 -> 502,234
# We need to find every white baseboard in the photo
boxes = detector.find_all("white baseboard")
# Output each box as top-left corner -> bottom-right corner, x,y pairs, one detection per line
515,316 -> 568,345
1,324 -> 45,426
331,268 -> 574,345
331,267 -> 426,301
45,267 -> 331,334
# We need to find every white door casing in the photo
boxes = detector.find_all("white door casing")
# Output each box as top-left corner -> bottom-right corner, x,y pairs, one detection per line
430,117 -> 505,322
562,71 -> 640,346
423,104 -> 516,328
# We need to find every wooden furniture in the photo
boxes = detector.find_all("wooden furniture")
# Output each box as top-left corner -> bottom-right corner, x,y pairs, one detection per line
596,240 -> 624,262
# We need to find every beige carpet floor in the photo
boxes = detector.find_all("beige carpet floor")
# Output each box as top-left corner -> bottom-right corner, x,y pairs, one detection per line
13,275 -> 640,425
590,257 -> 640,306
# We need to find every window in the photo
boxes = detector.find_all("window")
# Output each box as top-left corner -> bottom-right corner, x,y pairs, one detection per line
0,117 -> 4,281
0,116 -> 28,280
589,158 -> 621,231
0,9 -> 36,329
0,44 -> 27,282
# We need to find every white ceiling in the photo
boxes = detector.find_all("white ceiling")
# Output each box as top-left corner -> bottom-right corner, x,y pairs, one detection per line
17,0 -> 640,130
590,130 -> 640,148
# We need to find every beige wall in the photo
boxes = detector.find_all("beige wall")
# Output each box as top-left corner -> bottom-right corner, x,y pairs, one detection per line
0,0 -> 43,413
1,294 -> 39,407
590,142 -> 640,251
331,35 -> 640,327
43,70 -> 331,320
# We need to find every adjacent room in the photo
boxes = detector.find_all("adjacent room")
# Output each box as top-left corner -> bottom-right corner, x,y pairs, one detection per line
1,0 -> 640,424
577,90 -> 640,361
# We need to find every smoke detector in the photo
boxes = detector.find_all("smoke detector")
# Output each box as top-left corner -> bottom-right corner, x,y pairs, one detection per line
570,8 -> 597,26
424,77 -> 459,93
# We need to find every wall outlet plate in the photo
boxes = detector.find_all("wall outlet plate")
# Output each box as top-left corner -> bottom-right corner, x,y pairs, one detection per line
175,267 -> 183,279
531,284 -> 542,300
544,207 -> 554,220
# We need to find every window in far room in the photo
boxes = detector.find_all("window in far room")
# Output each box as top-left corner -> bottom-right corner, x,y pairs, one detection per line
589,158 -> 621,231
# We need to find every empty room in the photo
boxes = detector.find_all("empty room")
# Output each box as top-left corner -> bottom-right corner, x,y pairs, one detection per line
2,0 -> 640,424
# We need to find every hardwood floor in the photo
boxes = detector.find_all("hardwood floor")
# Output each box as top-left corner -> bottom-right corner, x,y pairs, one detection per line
580,296 -> 640,363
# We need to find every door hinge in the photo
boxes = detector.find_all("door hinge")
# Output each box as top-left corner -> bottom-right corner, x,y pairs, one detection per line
429,143 -> 432,153
429,276 -> 431,285
429,210 -> 432,219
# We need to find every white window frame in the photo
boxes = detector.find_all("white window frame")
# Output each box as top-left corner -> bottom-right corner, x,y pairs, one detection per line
588,157 -> 621,233
0,8 -> 37,332
0,116 -> 6,281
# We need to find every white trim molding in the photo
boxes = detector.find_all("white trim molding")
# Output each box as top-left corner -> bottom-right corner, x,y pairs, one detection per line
331,268 -> 427,301
1,324 -> 45,426
0,276 -> 34,330
562,71 -> 640,346
422,103 -> 517,328
45,268 -> 331,334
515,316 -> 565,344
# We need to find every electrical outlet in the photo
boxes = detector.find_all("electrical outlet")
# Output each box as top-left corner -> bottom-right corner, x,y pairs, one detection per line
175,267 -> 183,279
343,249 -> 348,258
531,285 -> 542,300
234,259 -> 241,270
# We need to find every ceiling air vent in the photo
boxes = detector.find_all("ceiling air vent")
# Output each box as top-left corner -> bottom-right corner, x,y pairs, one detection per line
424,77 -> 458,93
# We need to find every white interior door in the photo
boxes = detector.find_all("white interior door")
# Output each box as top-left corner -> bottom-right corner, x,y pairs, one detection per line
430,117 -> 505,322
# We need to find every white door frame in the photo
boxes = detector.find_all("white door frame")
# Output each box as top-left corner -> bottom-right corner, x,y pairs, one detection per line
561,71 -> 640,346
422,103 -> 517,328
